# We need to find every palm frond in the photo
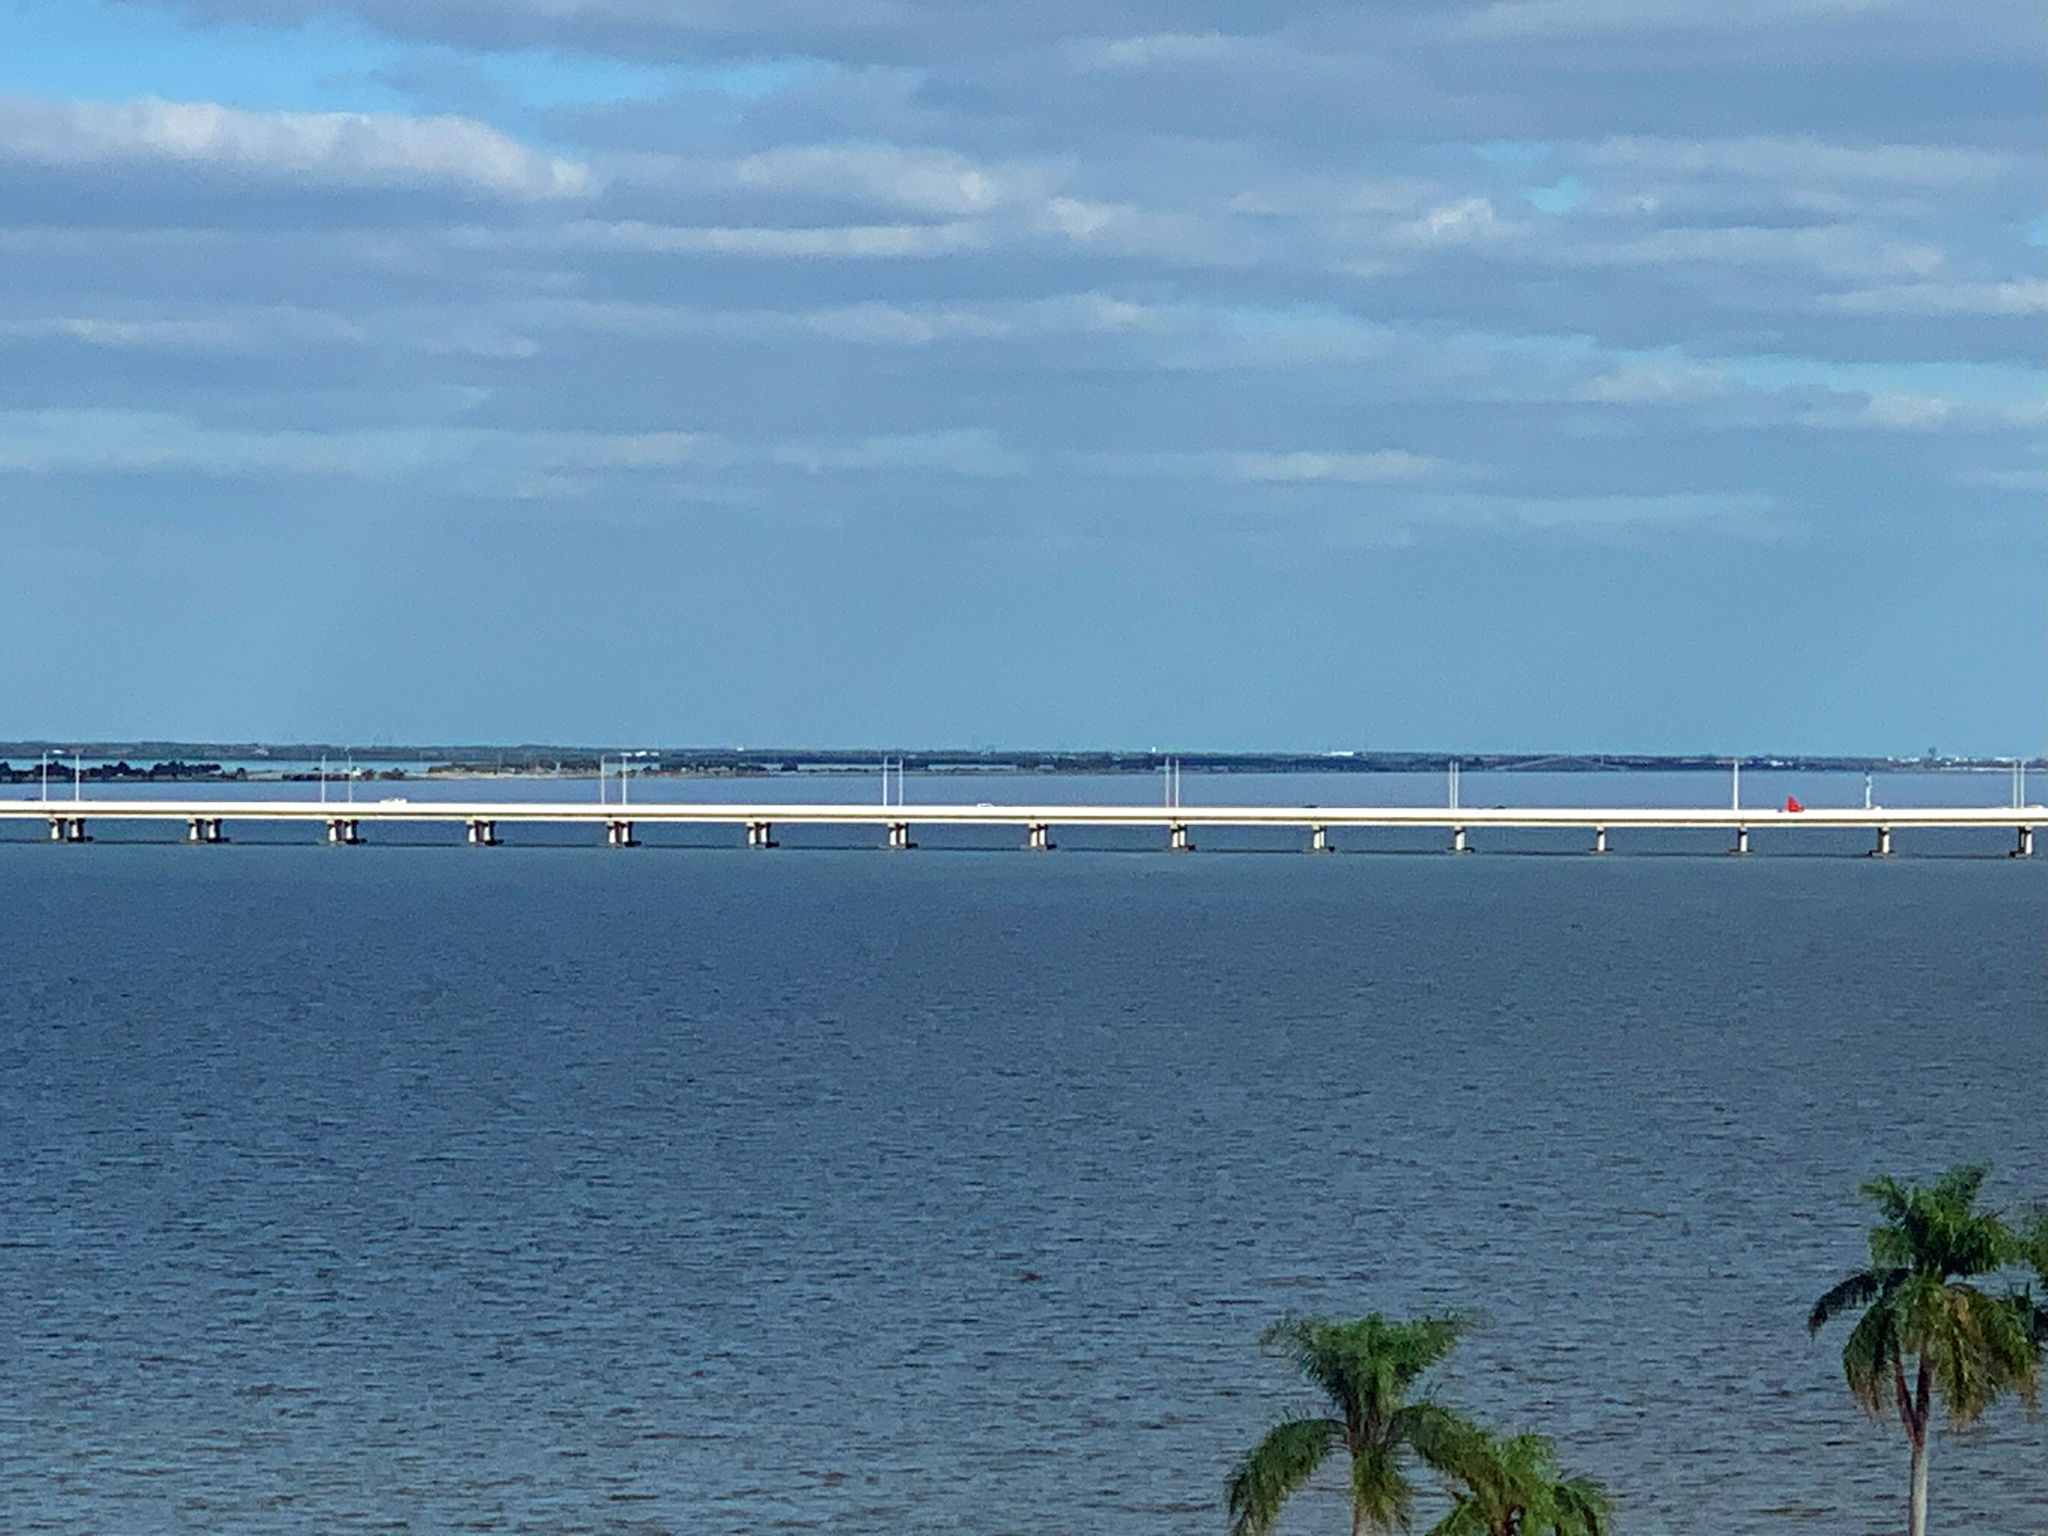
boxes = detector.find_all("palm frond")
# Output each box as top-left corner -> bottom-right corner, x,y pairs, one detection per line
1260,1317 -> 1360,1423
1396,1400 -> 1483,1472
1423,1424 -> 1612,1536
1902,1282 -> 2040,1424
1259,1312 -> 1469,1432
1838,1296 -> 1901,1418
1808,1268 -> 1897,1334
1423,1504 -> 1488,1536
1549,1473 -> 1614,1536
2018,1213 -> 2048,1282
1351,1442 -> 1416,1533
1859,1175 -> 1913,1225
1927,1164 -> 1991,1210
1226,1417 -> 1341,1536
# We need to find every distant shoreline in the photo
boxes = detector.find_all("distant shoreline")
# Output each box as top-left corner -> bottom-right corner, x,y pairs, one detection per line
0,743 -> 2037,786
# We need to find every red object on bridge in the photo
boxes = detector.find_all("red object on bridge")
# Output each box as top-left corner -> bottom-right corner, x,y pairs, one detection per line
1785,796 -> 1805,813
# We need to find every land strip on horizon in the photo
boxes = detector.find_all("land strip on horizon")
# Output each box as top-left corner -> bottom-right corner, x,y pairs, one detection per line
0,743 -> 2039,783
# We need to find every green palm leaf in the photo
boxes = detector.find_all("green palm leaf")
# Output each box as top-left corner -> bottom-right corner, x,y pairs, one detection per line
1426,1424 -> 1612,1536
1227,1417 -> 1340,1536
1807,1267 -> 1901,1334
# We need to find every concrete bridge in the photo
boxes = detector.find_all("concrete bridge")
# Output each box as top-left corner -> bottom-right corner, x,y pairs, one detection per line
3,798 -> 2041,856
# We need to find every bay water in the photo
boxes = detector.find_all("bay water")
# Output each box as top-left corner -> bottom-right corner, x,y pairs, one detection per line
0,774 -> 2041,1534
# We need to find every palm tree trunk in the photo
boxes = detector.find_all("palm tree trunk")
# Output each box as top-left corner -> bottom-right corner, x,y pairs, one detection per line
1906,1357 -> 1931,1536
1907,1430 -> 1928,1536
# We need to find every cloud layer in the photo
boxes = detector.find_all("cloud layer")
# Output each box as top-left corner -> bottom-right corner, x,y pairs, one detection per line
0,0 -> 2039,748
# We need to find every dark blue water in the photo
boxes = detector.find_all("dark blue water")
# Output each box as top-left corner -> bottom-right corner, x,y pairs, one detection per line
0,844 -> 2040,1534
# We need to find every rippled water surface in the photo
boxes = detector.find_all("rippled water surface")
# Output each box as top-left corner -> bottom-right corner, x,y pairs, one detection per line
0,837 -> 2041,1534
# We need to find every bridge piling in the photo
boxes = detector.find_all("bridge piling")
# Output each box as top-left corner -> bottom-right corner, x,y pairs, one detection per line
186,816 -> 225,844
1732,826 -> 1751,856
48,816 -> 88,842
2017,826 -> 2035,858
1307,824 -> 1330,853
1025,823 -> 1052,851
1592,826 -> 1609,854
886,821 -> 915,851
746,820 -> 776,849
326,817 -> 361,845
466,819 -> 499,846
1872,826 -> 1893,858
1450,825 -> 1469,854
1167,822 -> 1193,853
606,820 -> 637,848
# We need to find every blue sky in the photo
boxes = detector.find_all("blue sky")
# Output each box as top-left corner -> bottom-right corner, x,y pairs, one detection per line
0,0 -> 2040,753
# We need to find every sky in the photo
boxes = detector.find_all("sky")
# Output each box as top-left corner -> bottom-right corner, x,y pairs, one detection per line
0,0 -> 2040,754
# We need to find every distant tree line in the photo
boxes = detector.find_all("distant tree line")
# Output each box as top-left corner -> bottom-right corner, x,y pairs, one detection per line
0,760 -> 250,783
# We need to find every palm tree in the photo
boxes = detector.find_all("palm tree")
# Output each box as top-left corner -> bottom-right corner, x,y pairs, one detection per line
2017,1210 -> 2048,1348
1425,1424 -> 1611,1536
1807,1165 -> 2039,1536
1226,1312 -> 1471,1536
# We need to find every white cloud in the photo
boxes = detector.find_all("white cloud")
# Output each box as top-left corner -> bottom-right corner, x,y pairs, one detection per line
537,218 -> 988,258
1801,393 -> 2044,431
0,409 -> 457,476
1566,225 -> 1944,279
0,316 -> 270,352
525,431 -> 729,469
1454,0 -> 1888,40
0,94 -> 593,198
1034,196 -> 1246,262
1821,279 -> 2048,315
1072,448 -> 1442,483
0,409 -> 726,477
1228,450 -> 1439,483
1583,136 -> 2014,185
1389,197 -> 1521,246
718,142 -> 1061,216
1955,466 -> 2048,493
1578,365 -> 1730,402
1851,393 -> 1954,429
515,293 -> 1191,348
1420,489 -> 1784,537
772,429 -> 1026,477
1069,32 -> 1257,70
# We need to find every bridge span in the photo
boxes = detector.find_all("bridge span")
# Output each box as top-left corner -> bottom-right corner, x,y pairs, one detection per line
3,798 -> 2041,856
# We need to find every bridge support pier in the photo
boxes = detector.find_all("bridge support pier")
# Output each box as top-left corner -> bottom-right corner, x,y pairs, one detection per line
1731,826 -> 1751,856
186,816 -> 226,844
1592,826 -> 1609,855
1872,826 -> 1892,858
1025,822 -> 1053,852
1168,822 -> 1193,853
746,820 -> 777,849
466,819 -> 499,846
886,821 -> 915,851
48,816 -> 88,842
606,820 -> 637,848
1450,825 -> 1469,854
2015,826 -> 2035,859
1307,824 -> 1331,853
326,817 -> 361,845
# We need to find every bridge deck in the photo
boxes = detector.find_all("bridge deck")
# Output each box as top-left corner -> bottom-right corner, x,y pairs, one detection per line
3,799 -> 2042,828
